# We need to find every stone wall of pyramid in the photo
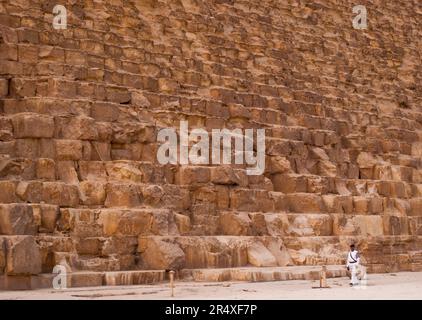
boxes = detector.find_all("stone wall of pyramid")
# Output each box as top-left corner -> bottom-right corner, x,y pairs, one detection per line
0,0 -> 421,288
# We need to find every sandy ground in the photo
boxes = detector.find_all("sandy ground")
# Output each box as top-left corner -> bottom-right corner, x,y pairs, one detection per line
0,272 -> 421,300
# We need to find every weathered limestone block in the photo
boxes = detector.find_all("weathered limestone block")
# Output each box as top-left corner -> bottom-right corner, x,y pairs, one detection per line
55,116 -> 98,140
219,212 -> 251,236
0,117 -> 13,141
353,196 -> 369,214
210,166 -> 241,185
75,238 -> 103,255
230,189 -> 258,211
35,158 -> 56,180
79,181 -> 106,205
141,185 -> 164,206
174,213 -> 191,235
91,142 -> 112,161
5,236 -> 42,275
54,140 -> 83,160
176,166 -> 210,185
322,195 -> 353,214
0,79 -> 8,97
368,197 -> 384,214
42,182 -> 80,206
16,181 -> 43,202
333,215 -> 384,236
353,216 -> 384,237
249,213 -> 269,235
138,237 -> 186,270
11,113 -> 54,138
317,159 -> 337,177
247,242 -> 277,267
393,199 -> 410,216
383,216 -> 409,236
268,156 -> 292,174
271,174 -> 307,193
57,161 -> 79,184
161,185 -> 191,211
98,209 -> 150,236
78,161 -> 107,181
286,193 -> 325,213
0,180 -> 18,203
101,236 -> 138,256
0,204 -> 36,235
332,215 -> 357,236
264,213 -> 288,236
287,214 -> 333,237
263,238 -> 293,266
98,209 -> 175,237
105,162 -> 143,182
175,236 -> 249,269
104,183 -> 140,207
409,198 -> 422,216
408,217 -> 422,236
31,204 -> 59,233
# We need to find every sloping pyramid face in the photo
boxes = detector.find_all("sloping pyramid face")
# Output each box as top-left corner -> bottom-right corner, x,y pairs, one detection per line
0,0 -> 421,288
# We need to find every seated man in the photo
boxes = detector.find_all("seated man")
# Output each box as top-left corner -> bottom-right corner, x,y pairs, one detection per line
346,244 -> 360,286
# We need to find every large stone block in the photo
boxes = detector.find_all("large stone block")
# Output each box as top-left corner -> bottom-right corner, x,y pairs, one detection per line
0,204 -> 36,235
54,139 -> 83,160
219,212 -> 251,236
12,113 -> 54,138
55,116 -> 98,140
0,180 -> 18,203
31,204 -> 59,233
104,183 -> 141,207
138,237 -> 186,270
286,193 -> 325,213
247,242 -> 277,267
210,166 -> 241,185
35,158 -> 56,180
5,236 -> 42,275
16,181 -> 43,202
176,166 -> 210,185
42,182 -> 80,206
79,181 -> 106,205
409,198 -> 422,216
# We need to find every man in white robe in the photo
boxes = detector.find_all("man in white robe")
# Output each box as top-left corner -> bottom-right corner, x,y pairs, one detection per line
346,244 -> 360,286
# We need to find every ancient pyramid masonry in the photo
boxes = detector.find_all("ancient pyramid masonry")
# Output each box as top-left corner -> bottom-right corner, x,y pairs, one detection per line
0,0 -> 421,289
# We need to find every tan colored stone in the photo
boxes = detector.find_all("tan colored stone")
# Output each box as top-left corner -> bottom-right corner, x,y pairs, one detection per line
0,204 -> 36,235
409,198 -> 422,216
35,158 -> 56,180
31,204 -> 59,233
12,113 -> 54,138
0,180 -> 18,203
138,237 -> 186,270
5,236 -> 42,275
176,166 -> 210,185
79,181 -> 106,206
174,213 -> 191,235
286,193 -> 325,213
54,140 -> 83,160
211,165 -> 241,185
247,242 -> 277,267
219,212 -> 251,235
104,184 -> 140,207
42,182 -> 80,206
